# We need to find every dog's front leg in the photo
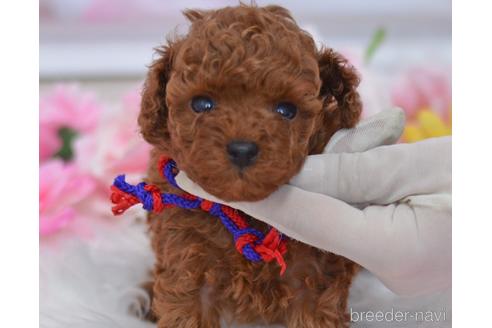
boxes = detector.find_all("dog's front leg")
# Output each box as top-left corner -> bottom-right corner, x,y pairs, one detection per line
284,281 -> 352,328
152,269 -> 221,328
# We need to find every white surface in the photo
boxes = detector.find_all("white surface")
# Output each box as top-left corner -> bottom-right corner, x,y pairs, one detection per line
349,270 -> 451,327
40,216 -> 451,327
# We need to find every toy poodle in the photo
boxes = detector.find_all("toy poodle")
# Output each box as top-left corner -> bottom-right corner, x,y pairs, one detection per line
138,4 -> 362,327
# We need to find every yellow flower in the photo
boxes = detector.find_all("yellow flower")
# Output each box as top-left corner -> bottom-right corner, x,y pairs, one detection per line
402,108 -> 452,142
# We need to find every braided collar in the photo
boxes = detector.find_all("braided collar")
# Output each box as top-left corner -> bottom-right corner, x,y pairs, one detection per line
110,156 -> 287,275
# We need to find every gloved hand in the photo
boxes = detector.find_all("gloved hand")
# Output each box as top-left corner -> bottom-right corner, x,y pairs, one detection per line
175,108 -> 451,297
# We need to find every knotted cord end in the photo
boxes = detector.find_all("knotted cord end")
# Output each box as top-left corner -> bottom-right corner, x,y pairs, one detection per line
234,227 -> 288,275
255,228 -> 288,275
110,184 -> 140,215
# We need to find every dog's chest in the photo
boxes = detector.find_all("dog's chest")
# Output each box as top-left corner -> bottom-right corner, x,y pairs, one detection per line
151,206 -> 354,285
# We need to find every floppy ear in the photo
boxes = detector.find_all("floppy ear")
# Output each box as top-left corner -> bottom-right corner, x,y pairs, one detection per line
138,42 -> 178,151
309,49 -> 362,154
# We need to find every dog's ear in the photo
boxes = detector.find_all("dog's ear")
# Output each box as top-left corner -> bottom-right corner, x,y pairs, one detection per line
309,49 -> 362,153
138,42 -> 179,151
318,48 -> 362,128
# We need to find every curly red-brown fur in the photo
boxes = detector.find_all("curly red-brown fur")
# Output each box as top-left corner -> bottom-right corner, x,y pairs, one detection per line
139,4 -> 362,327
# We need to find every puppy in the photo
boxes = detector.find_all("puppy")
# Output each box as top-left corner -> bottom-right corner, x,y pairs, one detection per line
139,4 -> 362,328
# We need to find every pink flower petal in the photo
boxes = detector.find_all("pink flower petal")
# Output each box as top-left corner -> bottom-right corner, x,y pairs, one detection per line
391,67 -> 451,120
40,160 -> 96,236
40,84 -> 103,134
39,123 -> 61,162
40,208 -> 76,236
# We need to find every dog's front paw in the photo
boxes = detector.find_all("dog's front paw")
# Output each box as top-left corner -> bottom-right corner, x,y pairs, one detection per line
127,281 -> 157,322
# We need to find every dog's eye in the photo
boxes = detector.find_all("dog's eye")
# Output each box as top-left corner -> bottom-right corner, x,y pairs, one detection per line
275,102 -> 297,120
191,96 -> 215,113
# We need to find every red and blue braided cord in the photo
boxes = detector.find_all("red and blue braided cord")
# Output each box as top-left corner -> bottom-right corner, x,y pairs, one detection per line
110,157 -> 287,275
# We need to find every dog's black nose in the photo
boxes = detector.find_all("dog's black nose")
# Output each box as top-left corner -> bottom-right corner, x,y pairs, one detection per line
227,140 -> 258,169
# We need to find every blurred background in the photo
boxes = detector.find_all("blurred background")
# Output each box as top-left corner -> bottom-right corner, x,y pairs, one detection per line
39,0 -> 452,277
39,2 -> 451,326
40,0 -> 451,102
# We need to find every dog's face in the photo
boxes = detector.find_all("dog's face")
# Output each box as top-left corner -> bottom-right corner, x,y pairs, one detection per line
139,5 -> 362,201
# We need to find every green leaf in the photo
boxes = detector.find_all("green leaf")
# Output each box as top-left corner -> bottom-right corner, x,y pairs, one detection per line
364,27 -> 386,64
53,127 -> 78,162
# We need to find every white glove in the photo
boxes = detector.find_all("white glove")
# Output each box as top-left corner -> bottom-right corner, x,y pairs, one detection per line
176,108 -> 451,297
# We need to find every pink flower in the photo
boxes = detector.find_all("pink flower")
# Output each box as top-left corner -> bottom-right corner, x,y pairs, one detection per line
39,124 -> 61,162
40,160 -> 96,236
391,68 -> 451,120
74,88 -> 150,184
40,84 -> 102,133
40,85 -> 103,161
